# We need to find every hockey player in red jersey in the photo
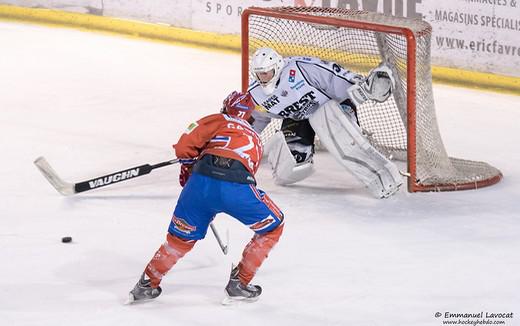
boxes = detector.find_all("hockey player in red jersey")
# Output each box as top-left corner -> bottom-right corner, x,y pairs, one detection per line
128,91 -> 284,304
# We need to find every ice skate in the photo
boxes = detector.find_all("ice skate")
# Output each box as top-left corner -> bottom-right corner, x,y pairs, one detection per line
222,266 -> 262,305
126,273 -> 162,304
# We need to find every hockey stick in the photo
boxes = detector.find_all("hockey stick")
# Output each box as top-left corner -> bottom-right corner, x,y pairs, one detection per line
210,223 -> 229,255
34,156 -> 180,195
34,156 -> 229,255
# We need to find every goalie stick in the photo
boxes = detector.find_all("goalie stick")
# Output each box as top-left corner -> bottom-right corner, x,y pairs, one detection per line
34,156 -> 229,255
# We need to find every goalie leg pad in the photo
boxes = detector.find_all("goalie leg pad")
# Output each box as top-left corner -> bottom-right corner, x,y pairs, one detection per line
309,100 -> 402,198
264,131 -> 314,185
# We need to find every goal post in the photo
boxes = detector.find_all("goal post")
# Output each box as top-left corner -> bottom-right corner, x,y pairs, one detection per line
241,6 -> 502,193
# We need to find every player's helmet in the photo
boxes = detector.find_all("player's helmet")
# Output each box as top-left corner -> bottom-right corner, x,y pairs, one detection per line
250,47 -> 284,94
221,91 -> 255,120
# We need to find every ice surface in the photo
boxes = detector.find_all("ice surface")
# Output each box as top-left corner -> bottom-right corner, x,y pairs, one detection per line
0,21 -> 519,326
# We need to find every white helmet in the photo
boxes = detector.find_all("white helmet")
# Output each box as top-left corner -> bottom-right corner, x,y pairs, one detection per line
250,47 -> 284,94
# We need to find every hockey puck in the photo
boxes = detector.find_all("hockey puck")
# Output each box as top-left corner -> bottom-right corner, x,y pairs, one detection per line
61,236 -> 72,243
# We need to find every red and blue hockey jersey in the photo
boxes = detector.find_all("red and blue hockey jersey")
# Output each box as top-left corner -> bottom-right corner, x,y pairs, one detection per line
174,113 -> 263,176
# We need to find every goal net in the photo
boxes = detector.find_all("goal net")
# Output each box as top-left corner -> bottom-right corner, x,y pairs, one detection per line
241,6 -> 502,192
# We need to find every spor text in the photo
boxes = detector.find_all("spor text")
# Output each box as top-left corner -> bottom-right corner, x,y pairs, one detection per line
205,2 -> 243,16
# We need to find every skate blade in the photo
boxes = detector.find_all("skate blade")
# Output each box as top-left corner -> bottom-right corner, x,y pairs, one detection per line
221,294 -> 260,306
125,293 -> 136,305
125,293 -> 157,305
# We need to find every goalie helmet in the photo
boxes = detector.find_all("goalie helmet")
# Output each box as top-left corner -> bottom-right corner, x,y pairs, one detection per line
250,47 -> 284,94
221,91 -> 255,120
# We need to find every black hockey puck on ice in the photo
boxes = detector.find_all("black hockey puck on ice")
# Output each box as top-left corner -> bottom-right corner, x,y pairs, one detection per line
61,236 -> 72,243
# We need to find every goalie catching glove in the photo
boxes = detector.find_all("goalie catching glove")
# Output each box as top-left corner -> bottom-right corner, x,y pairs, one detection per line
347,63 -> 396,107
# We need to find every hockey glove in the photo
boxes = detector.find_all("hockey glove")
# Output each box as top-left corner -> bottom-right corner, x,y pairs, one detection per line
178,158 -> 195,187
347,63 -> 396,107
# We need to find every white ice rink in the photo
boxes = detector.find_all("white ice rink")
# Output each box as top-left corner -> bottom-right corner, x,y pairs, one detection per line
1,21 -> 519,326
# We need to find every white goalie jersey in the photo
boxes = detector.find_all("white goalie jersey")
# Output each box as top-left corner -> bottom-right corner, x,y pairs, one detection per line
248,55 -> 402,198
248,56 -> 363,132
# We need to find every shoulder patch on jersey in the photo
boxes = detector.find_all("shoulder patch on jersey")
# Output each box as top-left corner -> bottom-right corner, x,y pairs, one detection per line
185,122 -> 198,134
288,69 -> 296,83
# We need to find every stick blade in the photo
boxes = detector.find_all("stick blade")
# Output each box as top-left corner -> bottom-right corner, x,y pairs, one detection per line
34,156 -> 75,196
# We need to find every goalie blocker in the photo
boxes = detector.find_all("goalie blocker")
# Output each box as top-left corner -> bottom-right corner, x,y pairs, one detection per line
265,100 -> 402,198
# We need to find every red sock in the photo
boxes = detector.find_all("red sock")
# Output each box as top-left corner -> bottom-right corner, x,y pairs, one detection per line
145,233 -> 196,288
238,223 -> 284,285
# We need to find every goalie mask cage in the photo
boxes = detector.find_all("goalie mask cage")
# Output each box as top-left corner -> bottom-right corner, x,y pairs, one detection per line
241,7 -> 502,193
